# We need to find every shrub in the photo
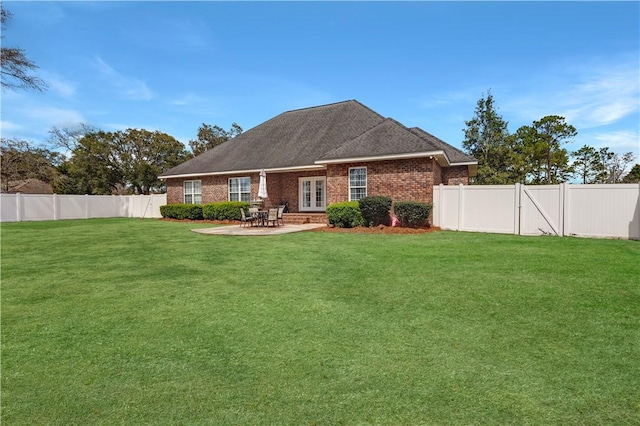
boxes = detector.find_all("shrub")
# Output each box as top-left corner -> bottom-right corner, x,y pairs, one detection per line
202,201 -> 250,221
326,201 -> 365,228
359,196 -> 392,226
394,201 -> 432,228
160,204 -> 203,220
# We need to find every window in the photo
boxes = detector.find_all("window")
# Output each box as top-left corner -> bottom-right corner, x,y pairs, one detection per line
229,177 -> 251,202
184,180 -> 202,204
349,167 -> 367,201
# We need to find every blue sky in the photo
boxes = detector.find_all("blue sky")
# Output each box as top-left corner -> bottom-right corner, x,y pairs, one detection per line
2,1 -> 639,161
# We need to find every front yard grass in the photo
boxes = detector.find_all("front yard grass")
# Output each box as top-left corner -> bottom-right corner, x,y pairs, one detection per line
1,218 -> 639,424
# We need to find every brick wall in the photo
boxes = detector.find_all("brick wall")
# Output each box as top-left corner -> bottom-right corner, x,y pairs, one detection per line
327,158 -> 443,205
165,160 -> 470,210
165,170 -> 325,212
442,166 -> 470,185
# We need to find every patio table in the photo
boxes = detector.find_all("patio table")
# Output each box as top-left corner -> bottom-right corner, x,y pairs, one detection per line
252,210 -> 269,227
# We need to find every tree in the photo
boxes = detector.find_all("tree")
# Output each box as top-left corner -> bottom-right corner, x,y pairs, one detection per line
188,122 -> 242,156
513,116 -> 576,184
571,145 -> 606,184
113,129 -> 189,194
65,129 -> 189,195
462,90 -> 513,184
0,138 -> 59,192
48,123 -> 99,153
622,164 -> 640,183
1,7 -> 47,91
597,148 -> 635,183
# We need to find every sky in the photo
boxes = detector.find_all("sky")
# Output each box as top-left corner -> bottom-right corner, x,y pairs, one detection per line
1,1 -> 639,162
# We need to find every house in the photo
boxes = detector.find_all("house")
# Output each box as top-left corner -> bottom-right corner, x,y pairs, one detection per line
4,179 -> 53,194
159,100 -> 477,213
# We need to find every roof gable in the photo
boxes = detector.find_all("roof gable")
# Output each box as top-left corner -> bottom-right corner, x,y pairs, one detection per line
160,100 -> 477,178
317,118 -> 445,162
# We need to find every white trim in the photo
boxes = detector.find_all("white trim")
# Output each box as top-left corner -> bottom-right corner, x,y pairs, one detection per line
183,179 -> 202,204
316,150 -> 449,165
159,164 -> 326,180
299,176 -> 326,212
228,177 -> 251,202
348,166 -> 367,201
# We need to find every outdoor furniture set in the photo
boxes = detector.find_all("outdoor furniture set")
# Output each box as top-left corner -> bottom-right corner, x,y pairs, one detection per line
240,206 -> 285,228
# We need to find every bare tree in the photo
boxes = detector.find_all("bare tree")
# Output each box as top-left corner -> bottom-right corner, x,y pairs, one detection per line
1,7 -> 47,91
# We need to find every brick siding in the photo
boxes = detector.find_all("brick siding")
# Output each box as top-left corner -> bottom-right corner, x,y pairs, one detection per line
327,158 -> 442,205
442,165 -> 470,185
165,158 -> 469,211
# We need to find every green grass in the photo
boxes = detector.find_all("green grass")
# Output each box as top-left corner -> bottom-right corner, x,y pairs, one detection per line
2,218 -> 639,425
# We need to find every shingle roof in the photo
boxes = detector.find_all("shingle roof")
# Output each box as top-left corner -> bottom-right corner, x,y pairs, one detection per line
160,100 -> 476,178
408,127 -> 477,164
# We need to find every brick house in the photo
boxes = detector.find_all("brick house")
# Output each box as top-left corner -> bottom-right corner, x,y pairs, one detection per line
159,100 -> 477,213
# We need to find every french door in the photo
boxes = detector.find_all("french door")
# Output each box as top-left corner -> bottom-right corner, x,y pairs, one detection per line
299,176 -> 326,211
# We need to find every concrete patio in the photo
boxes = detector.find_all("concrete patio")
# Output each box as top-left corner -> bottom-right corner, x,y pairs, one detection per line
191,223 -> 326,236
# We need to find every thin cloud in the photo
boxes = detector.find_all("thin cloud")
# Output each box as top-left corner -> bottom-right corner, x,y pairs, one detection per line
41,71 -> 77,98
0,120 -> 25,134
93,56 -> 155,101
592,130 -> 640,157
25,107 -> 86,127
504,56 -> 639,129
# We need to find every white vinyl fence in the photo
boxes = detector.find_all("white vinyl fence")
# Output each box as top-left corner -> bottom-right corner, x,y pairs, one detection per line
433,183 -> 640,240
0,193 -> 167,222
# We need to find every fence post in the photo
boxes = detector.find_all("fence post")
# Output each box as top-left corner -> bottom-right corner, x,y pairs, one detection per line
514,183 -> 520,235
519,183 -> 525,235
457,184 -> 464,231
85,194 -> 89,219
438,184 -> 444,228
559,183 -> 566,237
16,192 -> 22,222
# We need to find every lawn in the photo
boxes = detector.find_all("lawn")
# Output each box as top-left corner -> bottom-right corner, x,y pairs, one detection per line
1,218 -> 639,425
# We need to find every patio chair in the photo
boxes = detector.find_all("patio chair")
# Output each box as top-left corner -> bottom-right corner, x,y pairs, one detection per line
239,208 -> 255,228
266,208 -> 279,227
277,205 -> 285,226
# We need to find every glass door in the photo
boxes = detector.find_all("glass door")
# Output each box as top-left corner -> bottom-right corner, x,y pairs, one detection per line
299,177 -> 326,211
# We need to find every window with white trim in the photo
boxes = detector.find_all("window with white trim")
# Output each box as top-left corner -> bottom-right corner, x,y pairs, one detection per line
349,167 -> 367,201
229,177 -> 251,202
184,180 -> 202,204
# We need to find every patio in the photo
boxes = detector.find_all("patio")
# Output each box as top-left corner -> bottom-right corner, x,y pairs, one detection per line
191,223 -> 326,236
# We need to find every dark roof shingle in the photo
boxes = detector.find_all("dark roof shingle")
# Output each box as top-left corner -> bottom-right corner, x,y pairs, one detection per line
160,100 -> 476,178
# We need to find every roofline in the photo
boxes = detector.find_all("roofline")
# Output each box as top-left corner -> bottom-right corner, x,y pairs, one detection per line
159,164 -> 326,179
315,150 -> 450,165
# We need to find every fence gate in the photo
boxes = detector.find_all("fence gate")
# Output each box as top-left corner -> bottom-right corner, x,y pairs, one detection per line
433,183 -> 640,240
518,184 -> 564,236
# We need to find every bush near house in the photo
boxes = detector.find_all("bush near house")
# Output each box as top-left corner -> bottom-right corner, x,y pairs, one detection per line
393,201 -> 432,228
159,204 -> 203,220
359,196 -> 392,226
326,201 -> 365,228
203,201 -> 250,221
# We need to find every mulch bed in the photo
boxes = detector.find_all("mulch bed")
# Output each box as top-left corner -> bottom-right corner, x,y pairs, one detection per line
310,224 -> 440,234
160,218 -> 439,234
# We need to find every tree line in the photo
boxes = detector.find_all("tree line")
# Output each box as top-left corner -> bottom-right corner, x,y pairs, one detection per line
462,91 -> 638,185
1,123 -> 242,195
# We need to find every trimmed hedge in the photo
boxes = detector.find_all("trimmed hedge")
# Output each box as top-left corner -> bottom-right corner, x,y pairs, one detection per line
203,201 -> 250,221
394,201 -> 432,228
160,204 -> 203,220
359,196 -> 392,227
326,201 -> 365,228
